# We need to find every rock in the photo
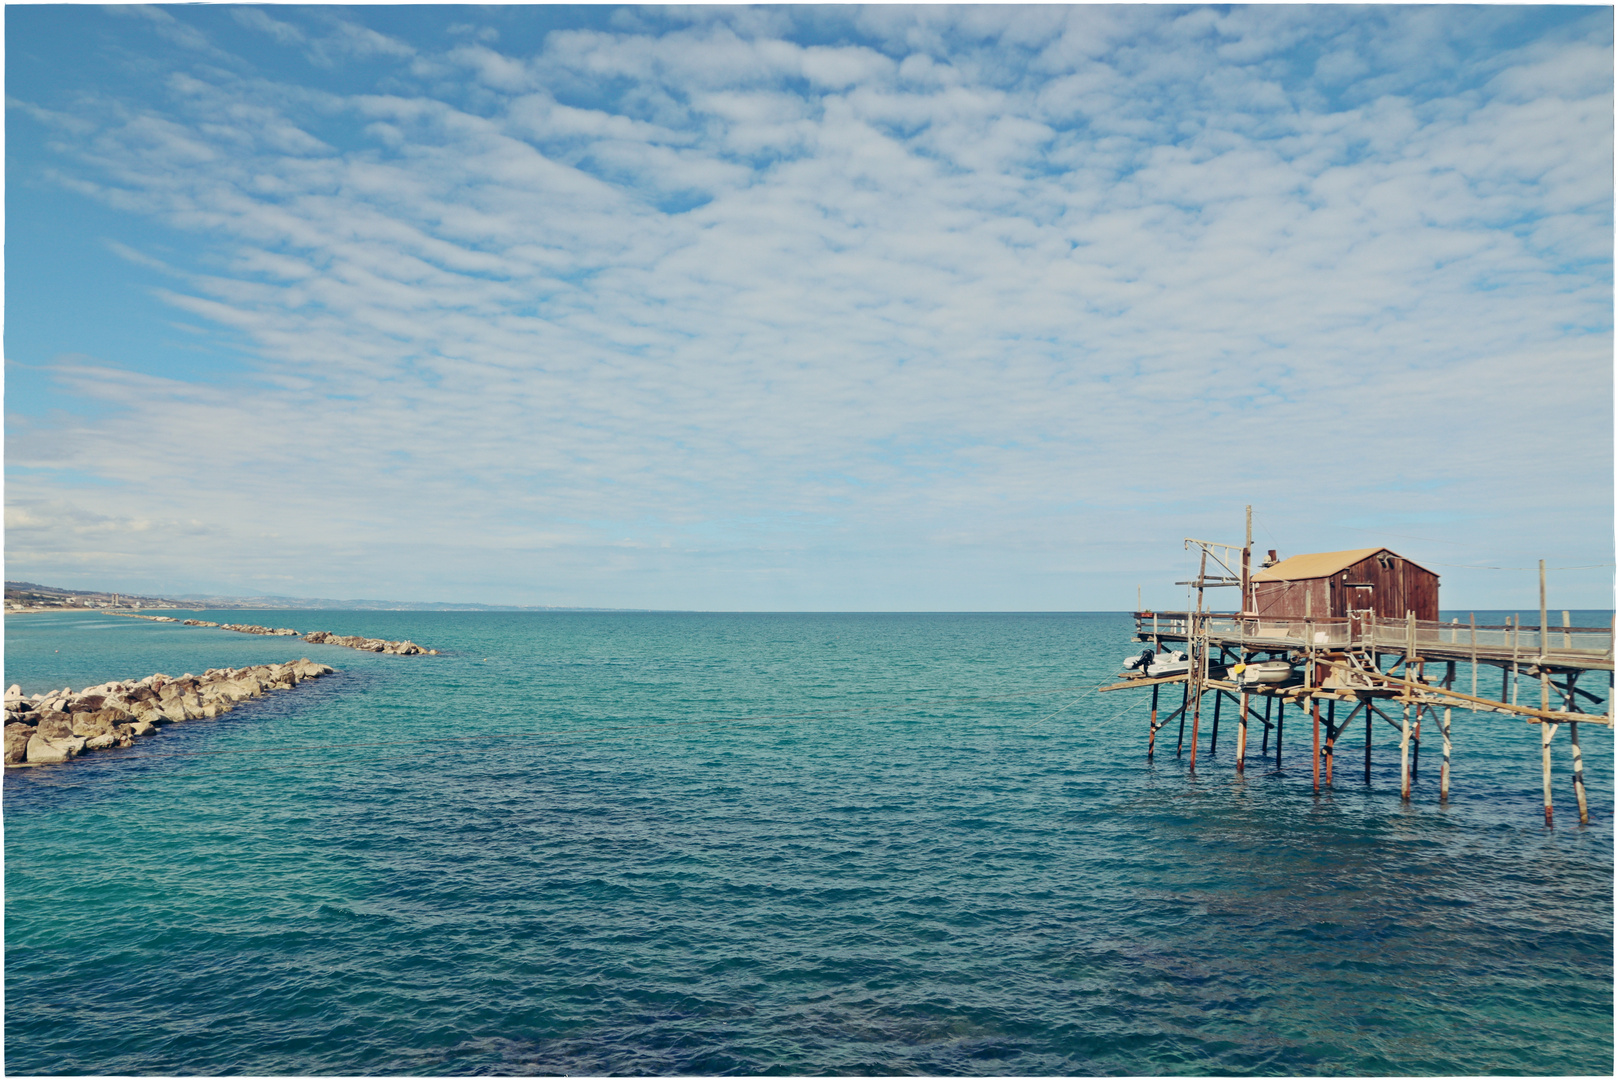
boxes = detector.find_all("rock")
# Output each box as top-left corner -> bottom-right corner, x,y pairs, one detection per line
26,735 -> 85,763
70,713 -> 116,739
5,728 -> 33,764
126,720 -> 158,738
84,733 -> 119,751
35,714 -> 74,740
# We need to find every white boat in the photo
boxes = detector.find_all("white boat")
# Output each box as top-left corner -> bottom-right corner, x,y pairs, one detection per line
1229,660 -> 1295,687
1146,650 -> 1190,678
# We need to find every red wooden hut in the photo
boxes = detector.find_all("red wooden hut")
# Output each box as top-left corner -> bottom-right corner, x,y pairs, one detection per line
1249,547 -> 1439,622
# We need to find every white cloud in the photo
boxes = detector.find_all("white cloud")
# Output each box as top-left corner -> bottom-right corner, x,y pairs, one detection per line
6,7 -> 1612,608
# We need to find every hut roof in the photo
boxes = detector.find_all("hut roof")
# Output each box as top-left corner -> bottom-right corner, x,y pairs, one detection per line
1251,547 -> 1437,583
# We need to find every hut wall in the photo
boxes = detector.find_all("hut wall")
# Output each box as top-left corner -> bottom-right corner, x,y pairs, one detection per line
1341,552 -> 1438,621
1253,577 -> 1331,619
1253,552 -> 1439,622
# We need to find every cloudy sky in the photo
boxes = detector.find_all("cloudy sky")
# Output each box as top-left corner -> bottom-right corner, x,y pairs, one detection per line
6,5 -> 1612,610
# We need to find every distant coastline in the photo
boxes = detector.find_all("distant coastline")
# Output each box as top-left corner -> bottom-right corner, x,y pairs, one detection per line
3,580 -> 641,614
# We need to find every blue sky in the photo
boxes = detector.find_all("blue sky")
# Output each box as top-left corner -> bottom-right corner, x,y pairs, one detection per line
5,5 -> 1613,610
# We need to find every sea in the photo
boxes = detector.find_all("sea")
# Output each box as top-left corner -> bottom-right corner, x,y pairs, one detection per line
4,610 -> 1613,1075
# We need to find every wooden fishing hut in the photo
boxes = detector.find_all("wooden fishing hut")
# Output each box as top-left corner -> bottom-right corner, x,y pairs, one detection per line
1103,509 -> 1613,826
1251,548 -> 1439,623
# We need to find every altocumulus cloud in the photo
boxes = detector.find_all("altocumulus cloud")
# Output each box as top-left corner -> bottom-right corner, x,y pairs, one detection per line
5,6 -> 1612,609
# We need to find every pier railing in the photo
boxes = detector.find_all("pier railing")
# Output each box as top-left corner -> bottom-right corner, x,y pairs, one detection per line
1134,611 -> 1614,667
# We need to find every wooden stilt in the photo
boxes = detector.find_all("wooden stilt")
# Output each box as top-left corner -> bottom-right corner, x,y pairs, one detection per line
1177,678 -> 1188,757
1440,706 -> 1452,803
1325,699 -> 1336,785
1261,697 -> 1272,754
1237,690 -> 1249,772
1276,699 -> 1284,770
1311,699 -> 1321,793
1189,682 -> 1202,774
1411,710 -> 1420,779
1148,682 -> 1160,759
1541,720 -> 1555,827
1364,698 -> 1373,783
1210,689 -> 1221,755
1469,612 -> 1477,698
1570,721 -> 1588,825
1400,701 -> 1412,802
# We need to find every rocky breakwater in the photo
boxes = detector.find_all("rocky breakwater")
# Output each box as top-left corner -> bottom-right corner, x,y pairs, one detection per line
111,611 -> 437,655
304,630 -> 435,655
4,660 -> 335,766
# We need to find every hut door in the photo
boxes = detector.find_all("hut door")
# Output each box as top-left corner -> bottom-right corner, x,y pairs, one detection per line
1346,585 -> 1374,638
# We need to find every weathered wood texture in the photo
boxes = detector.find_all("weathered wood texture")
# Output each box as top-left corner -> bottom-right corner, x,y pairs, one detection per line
1253,548 -> 1439,621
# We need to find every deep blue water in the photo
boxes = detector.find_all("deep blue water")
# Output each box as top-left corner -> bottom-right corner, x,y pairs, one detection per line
4,610 -> 1613,1075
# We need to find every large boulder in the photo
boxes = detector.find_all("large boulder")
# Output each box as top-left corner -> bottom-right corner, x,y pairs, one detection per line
4,727 -> 33,764
84,733 -> 119,751
70,712 -> 116,739
27,735 -> 85,763
34,714 -> 74,741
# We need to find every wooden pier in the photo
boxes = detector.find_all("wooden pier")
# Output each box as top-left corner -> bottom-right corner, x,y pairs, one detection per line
1103,512 -> 1612,825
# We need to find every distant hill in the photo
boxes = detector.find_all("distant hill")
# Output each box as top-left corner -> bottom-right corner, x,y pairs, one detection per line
4,581 -> 597,612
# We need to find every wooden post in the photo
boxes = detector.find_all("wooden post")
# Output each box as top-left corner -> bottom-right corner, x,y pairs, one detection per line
1325,699 -> 1336,786
1189,681 -> 1202,773
1261,696 -> 1272,754
1540,560 -> 1551,723
1312,698 -> 1321,793
1469,612 -> 1477,698
1511,614 -> 1521,707
1562,610 -> 1572,651
1539,566 -> 1552,827
1570,721 -> 1589,825
1276,698 -> 1284,769
1237,690 -> 1249,772
1189,569 -> 1206,773
1148,682 -> 1160,758
1541,720 -> 1555,827
1364,698 -> 1372,783
1400,701 -> 1412,802
1440,706 -> 1451,803
1210,689 -> 1222,755
1177,677 -> 1189,756
1411,704 -> 1420,780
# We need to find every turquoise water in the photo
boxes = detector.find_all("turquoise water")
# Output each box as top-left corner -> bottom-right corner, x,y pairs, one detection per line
5,610 -> 1613,1075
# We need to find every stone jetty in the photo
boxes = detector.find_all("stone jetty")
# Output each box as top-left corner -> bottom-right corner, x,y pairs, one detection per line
111,612 -> 436,654
303,630 -> 429,655
4,660 -> 335,766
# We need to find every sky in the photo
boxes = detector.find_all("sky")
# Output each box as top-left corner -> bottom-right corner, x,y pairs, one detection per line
4,4 -> 1613,611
